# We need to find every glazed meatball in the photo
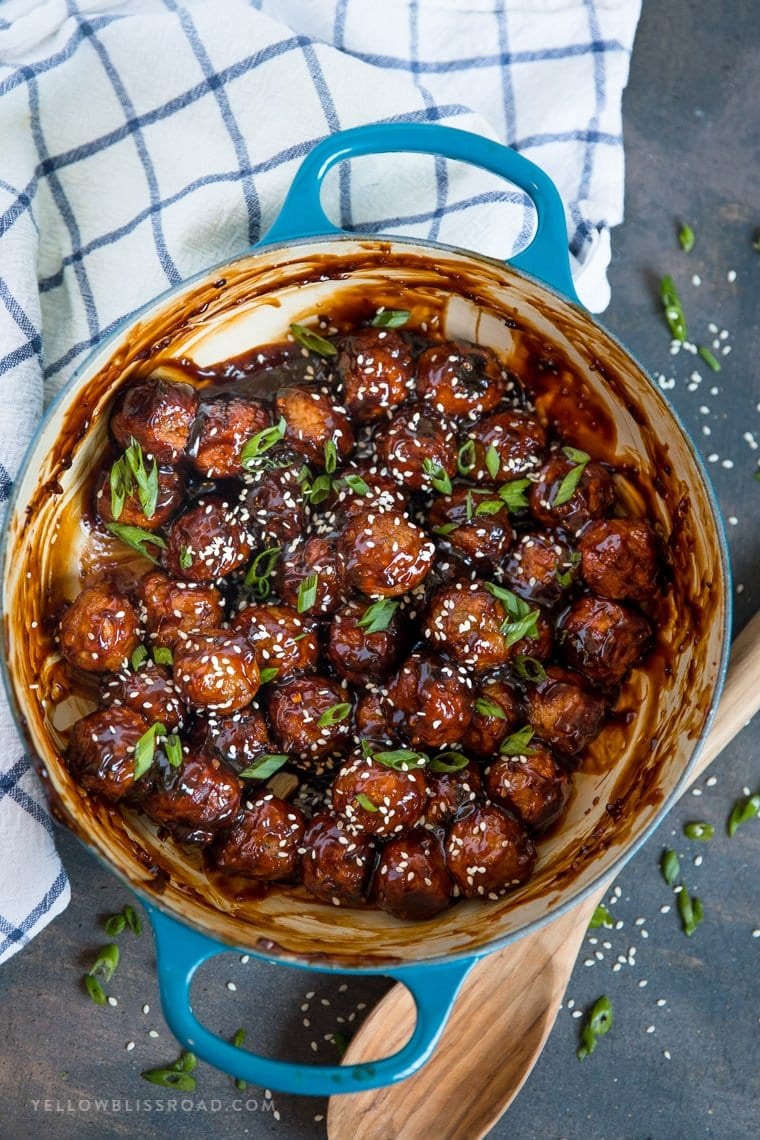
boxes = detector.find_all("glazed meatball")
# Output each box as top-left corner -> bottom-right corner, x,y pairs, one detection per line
58,584 -> 140,673
463,676 -> 522,758
174,630 -> 261,712
354,691 -> 395,744
373,829 -> 452,920
511,609 -> 554,661
141,752 -> 242,843
213,794 -> 305,881
526,665 -> 606,759
331,462 -> 408,522
95,464 -> 184,532
416,340 -> 507,419
502,531 -> 577,607
446,804 -> 536,898
328,599 -> 404,684
425,763 -> 482,826
427,486 -> 513,570
275,385 -> 354,467
238,457 -> 308,549
485,742 -> 570,832
231,603 -> 319,680
337,328 -> 414,422
197,707 -> 271,772
191,394 -> 271,478
559,596 -> 652,687
423,581 -> 513,672
338,508 -> 435,598
267,676 -> 351,763
375,403 -> 457,492
301,813 -> 375,906
331,753 -> 426,837
579,518 -> 659,602
277,537 -> 346,616
111,376 -> 198,464
100,661 -> 185,730
463,409 -> 546,483
67,706 -> 149,801
137,570 -> 224,650
163,496 -> 252,582
385,650 -> 473,749
529,454 -> 615,532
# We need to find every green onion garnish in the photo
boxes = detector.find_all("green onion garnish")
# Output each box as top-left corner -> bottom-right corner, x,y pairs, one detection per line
698,346 -> 722,372
677,888 -> 704,936
324,439 -> 338,474
660,847 -> 680,886
683,821 -> 714,841
422,458 -> 452,495
259,666 -> 279,685
105,522 -> 166,564
296,571 -> 319,613
290,322 -> 338,356
84,975 -> 107,1005
243,546 -> 281,599
371,748 -> 428,771
240,417 -> 287,466
131,644 -> 148,671
141,1052 -> 197,1091
678,223 -> 695,253
371,309 -> 410,329
512,655 -> 548,683
552,447 -> 590,507
342,474 -> 371,496
237,754 -> 289,780
727,792 -> 759,836
104,913 -> 126,937
355,793 -> 379,813
499,726 -> 536,756
457,440 -> 476,475
152,646 -> 173,666
178,544 -> 193,570
660,275 -> 688,342
474,696 -> 507,720
427,751 -> 469,773
485,443 -> 501,480
318,702 -> 351,728
134,722 -> 166,780
89,943 -> 119,983
589,904 -> 614,929
497,477 -> 531,511
577,995 -> 613,1060
164,734 -> 183,768
357,598 -> 399,634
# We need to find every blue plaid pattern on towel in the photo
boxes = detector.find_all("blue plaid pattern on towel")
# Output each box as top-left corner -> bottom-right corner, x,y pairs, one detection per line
0,0 -> 640,964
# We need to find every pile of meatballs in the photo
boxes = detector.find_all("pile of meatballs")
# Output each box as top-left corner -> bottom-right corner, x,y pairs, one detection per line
57,311 -> 662,922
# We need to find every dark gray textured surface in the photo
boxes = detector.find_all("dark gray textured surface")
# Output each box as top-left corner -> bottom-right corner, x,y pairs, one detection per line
1,2 -> 758,1138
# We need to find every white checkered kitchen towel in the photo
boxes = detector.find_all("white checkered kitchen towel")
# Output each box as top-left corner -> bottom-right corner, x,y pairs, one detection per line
0,0 -> 641,964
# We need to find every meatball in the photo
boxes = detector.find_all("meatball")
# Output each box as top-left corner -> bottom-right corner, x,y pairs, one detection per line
111,376 -> 198,464
385,650 -> 473,749
174,630 -> 261,711
213,794 -> 305,881
374,403 -> 457,492
328,598 -> 404,684
58,584 -> 140,673
445,804 -> 536,898
197,708 -> 271,772
332,462 -> 408,522
231,603 -> 319,680
423,581 -> 513,672
559,596 -> 652,687
275,385 -> 354,467
511,609 -> 554,661
163,496 -> 252,582
100,661 -> 185,730
427,486 -> 513,571
137,570 -> 224,650
267,676 -> 351,763
141,752 -> 242,843
301,813 -> 375,906
338,508 -> 435,598
354,691 -> 395,744
239,462 -> 307,549
337,328 -> 414,422
277,537 -> 346,616
373,829 -> 452,920
526,665 -> 606,759
502,531 -> 577,607
485,742 -> 570,832
463,676 -> 522,758
67,706 -> 149,801
191,394 -> 271,479
579,518 -> 659,602
416,340 -> 506,419
425,763 -> 482,826
331,753 -> 426,837
95,464 -> 183,532
529,454 -> 615,532
463,409 -> 546,483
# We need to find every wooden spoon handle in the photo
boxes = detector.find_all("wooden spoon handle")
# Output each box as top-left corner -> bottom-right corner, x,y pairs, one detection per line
327,611 -> 760,1140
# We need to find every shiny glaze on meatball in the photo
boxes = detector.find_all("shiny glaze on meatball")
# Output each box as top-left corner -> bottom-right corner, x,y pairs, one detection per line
579,517 -> 659,601
137,571 -> 224,650
163,496 -> 252,582
423,581 -> 514,672
267,676 -> 351,763
446,804 -> 536,898
530,454 -> 615,532
427,485 -> 513,571
301,812 -> 375,905
416,340 -> 507,419
191,394 -> 271,478
331,754 -> 426,837
141,752 -> 242,843
338,507 -> 435,598
275,385 -> 354,466
337,328 -> 415,422
328,598 -> 404,684
374,403 -> 457,492
67,706 -> 149,801
526,665 -> 606,759
111,376 -> 198,464
385,650 -> 473,748
424,763 -> 482,826
372,828 -> 452,920
95,464 -> 184,532
173,630 -> 261,711
559,596 -> 652,687
231,602 -> 319,680
502,531 -> 577,607
100,661 -> 185,730
485,742 -> 570,832
463,409 -> 546,483
463,676 -> 522,758
58,584 -> 141,673
277,536 -> 346,617
213,794 -> 305,881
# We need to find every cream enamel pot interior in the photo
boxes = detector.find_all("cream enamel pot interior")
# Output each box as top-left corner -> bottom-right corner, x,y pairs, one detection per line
1,124 -> 730,1096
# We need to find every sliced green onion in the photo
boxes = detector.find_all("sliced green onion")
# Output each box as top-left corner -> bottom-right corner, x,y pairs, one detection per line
237,754 -> 289,780
243,545 -> 281,599
499,726 -> 536,756
123,905 -> 142,935
427,751 -> 469,773
660,847 -> 680,886
660,275 -> 688,342
164,734 -> 183,768
371,748 -> 428,771
179,545 -> 193,570
324,439 -> 338,474
152,646 -> 173,666
552,448 -> 590,507
555,551 -> 581,587
105,522 -> 166,564
355,792 -> 379,812
141,1052 -> 197,1091
433,522 -> 458,537
501,610 -> 540,647
104,913 -> 126,937
698,346 -> 722,372
259,666 -> 279,685
371,308 -> 410,329
290,322 -> 338,357
134,722 -> 166,780
475,499 -> 505,516
422,458 -> 452,495
474,696 -> 507,720
485,443 -> 501,480
109,459 -> 127,521
231,1028 -> 247,1091
131,644 -> 148,671
727,792 -> 760,837
303,472 -> 333,504
318,702 -> 351,727
89,943 -> 119,983
342,474 -> 371,496
512,655 -> 548,683
84,975 -> 107,1005
110,438 -> 158,520
240,417 -> 287,466
589,904 -> 614,930
296,571 -> 319,613
577,995 -> 613,1060
677,888 -> 704,936
457,440 -> 477,475
485,582 -> 540,647
683,821 -> 714,841
357,598 -> 399,635
497,477 -> 531,511
678,223 -> 695,253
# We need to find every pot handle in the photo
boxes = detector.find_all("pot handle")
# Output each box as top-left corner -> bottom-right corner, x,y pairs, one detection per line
146,904 -> 474,1096
262,122 -> 578,301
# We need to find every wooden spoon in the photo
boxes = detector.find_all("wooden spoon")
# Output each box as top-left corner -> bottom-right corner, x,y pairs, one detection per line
328,611 -> 760,1140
